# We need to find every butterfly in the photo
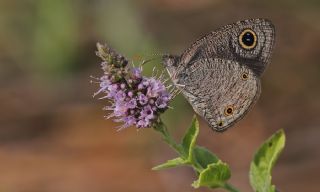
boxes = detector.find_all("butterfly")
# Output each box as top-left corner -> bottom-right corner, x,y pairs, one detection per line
163,18 -> 275,132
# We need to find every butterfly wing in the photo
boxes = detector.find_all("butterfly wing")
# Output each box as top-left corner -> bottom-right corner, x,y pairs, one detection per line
168,18 -> 275,76
178,58 -> 260,132
163,18 -> 275,132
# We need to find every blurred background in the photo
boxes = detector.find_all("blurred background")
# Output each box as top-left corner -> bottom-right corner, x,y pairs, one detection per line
0,0 -> 320,191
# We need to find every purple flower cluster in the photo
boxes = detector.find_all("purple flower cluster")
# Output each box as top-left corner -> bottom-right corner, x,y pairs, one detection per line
94,43 -> 171,129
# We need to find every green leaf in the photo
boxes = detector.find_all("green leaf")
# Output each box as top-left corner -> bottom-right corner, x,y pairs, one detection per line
193,146 -> 219,169
181,116 -> 199,160
249,129 -> 286,192
192,161 -> 231,188
152,157 -> 186,171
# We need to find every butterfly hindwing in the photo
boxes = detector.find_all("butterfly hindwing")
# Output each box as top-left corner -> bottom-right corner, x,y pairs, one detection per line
178,58 -> 260,132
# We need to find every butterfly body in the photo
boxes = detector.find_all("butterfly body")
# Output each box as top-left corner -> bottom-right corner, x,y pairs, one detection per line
163,19 -> 275,132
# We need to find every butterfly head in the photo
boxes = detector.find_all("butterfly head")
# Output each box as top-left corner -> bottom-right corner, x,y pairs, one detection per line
162,54 -> 182,83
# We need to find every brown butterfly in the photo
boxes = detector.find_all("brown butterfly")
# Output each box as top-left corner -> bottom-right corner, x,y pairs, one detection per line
163,18 -> 275,132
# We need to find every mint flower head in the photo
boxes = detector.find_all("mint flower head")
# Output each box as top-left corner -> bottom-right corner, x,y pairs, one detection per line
93,43 -> 172,130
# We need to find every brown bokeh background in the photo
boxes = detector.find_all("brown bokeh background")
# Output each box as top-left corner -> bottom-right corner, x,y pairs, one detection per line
1,0 -> 319,191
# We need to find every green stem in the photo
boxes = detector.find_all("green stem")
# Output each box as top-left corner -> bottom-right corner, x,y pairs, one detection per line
153,120 -> 183,154
154,119 -> 240,192
223,183 -> 240,192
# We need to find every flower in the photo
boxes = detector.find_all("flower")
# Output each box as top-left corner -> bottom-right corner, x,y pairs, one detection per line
93,43 -> 172,129
138,94 -> 148,105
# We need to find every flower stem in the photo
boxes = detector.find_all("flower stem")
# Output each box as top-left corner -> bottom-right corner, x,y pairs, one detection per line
153,120 -> 183,155
153,119 -> 240,192
223,183 -> 240,192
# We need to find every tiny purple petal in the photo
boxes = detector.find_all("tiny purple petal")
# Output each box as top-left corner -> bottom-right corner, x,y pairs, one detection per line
138,83 -> 144,90
138,94 -> 148,105
120,83 -> 126,89
106,84 -> 119,98
156,96 -> 169,108
100,75 -> 110,81
149,99 -> 155,105
113,102 -> 128,117
114,90 -> 127,101
142,80 -> 149,86
126,98 -> 137,109
140,105 -> 155,120
146,78 -> 166,98
129,109 -> 135,115
100,80 -> 110,90
94,77 -> 112,97
109,84 -> 118,90
131,67 -> 142,79
127,91 -> 133,97
137,119 -> 150,128
122,116 -> 136,127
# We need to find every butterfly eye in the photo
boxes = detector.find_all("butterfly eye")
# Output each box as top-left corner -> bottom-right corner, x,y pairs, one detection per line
238,29 -> 257,50
241,72 -> 249,80
224,106 -> 234,116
